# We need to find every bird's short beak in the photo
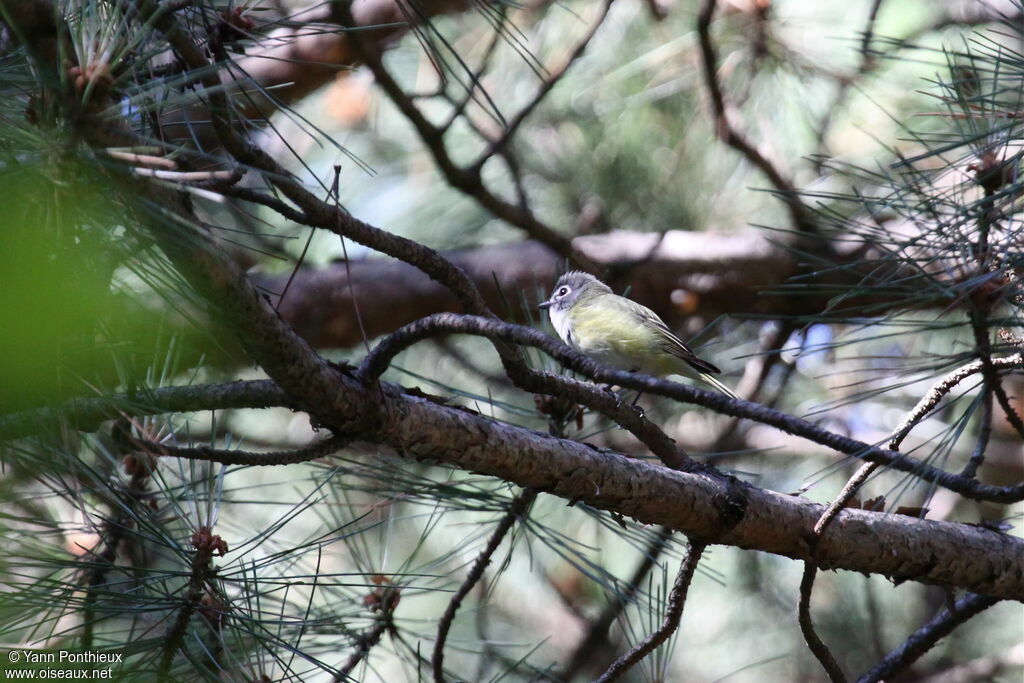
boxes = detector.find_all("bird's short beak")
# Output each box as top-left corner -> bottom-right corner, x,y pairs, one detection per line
537,301 -> 552,310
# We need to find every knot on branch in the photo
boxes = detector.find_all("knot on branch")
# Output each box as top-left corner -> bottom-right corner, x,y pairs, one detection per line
68,61 -> 112,98
533,393 -> 584,429
191,526 -> 229,557
968,149 -> 1018,196
363,574 -> 401,614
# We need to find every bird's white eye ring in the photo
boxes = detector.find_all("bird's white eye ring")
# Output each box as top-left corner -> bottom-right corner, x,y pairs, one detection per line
558,287 -> 569,297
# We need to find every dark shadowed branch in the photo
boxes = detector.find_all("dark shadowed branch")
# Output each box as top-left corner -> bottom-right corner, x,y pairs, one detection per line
856,593 -> 1001,683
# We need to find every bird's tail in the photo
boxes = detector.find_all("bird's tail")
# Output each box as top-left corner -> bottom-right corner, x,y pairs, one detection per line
698,372 -> 738,400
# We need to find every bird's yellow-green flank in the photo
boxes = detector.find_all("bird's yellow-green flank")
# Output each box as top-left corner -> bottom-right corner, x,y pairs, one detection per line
570,298 -> 737,397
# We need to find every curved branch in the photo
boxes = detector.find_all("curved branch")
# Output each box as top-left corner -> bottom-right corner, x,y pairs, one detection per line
799,564 -> 848,683
888,353 -> 1023,451
355,312 -> 1024,503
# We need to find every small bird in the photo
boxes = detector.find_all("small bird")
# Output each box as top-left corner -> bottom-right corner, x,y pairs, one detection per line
538,271 -> 737,398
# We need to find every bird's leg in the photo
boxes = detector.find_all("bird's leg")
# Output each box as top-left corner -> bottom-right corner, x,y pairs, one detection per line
598,385 -> 622,411
630,393 -> 645,420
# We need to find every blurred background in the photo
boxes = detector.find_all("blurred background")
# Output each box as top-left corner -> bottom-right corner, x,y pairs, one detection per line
0,0 -> 1021,680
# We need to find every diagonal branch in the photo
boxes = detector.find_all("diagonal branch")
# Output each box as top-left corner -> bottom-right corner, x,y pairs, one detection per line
595,541 -> 705,683
813,350 -> 1024,537
334,1 -> 599,272
696,0 -> 818,236
856,593 -> 1001,683
432,488 -> 538,682
887,353 -> 1023,452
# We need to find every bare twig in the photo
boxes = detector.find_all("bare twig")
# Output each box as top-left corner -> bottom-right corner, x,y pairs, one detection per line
334,2 -> 599,272
812,351 -> 1024,532
961,387 -> 993,478
856,593 -> 1001,683
888,353 -> 1023,451
810,354 -> 1024,542
138,434 -> 348,467
432,488 -> 538,682
594,542 -> 705,683
696,0 -> 817,235
562,527 -> 673,678
798,564 -> 848,683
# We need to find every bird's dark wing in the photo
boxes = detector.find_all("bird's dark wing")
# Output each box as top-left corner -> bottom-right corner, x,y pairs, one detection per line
629,304 -> 722,375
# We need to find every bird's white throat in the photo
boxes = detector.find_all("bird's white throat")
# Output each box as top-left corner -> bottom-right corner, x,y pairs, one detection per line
547,305 -> 574,347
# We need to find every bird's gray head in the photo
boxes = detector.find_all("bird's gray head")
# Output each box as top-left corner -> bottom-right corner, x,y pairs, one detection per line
538,271 -> 610,312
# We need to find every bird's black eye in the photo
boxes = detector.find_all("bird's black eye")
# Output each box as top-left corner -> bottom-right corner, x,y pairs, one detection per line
558,287 -> 569,297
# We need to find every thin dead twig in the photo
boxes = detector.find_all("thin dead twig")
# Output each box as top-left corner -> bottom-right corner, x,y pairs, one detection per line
594,542 -> 705,683
696,0 -> 817,236
432,488 -> 538,682
798,564 -> 849,683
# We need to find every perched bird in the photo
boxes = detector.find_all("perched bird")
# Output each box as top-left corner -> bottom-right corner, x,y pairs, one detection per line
538,271 -> 737,398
